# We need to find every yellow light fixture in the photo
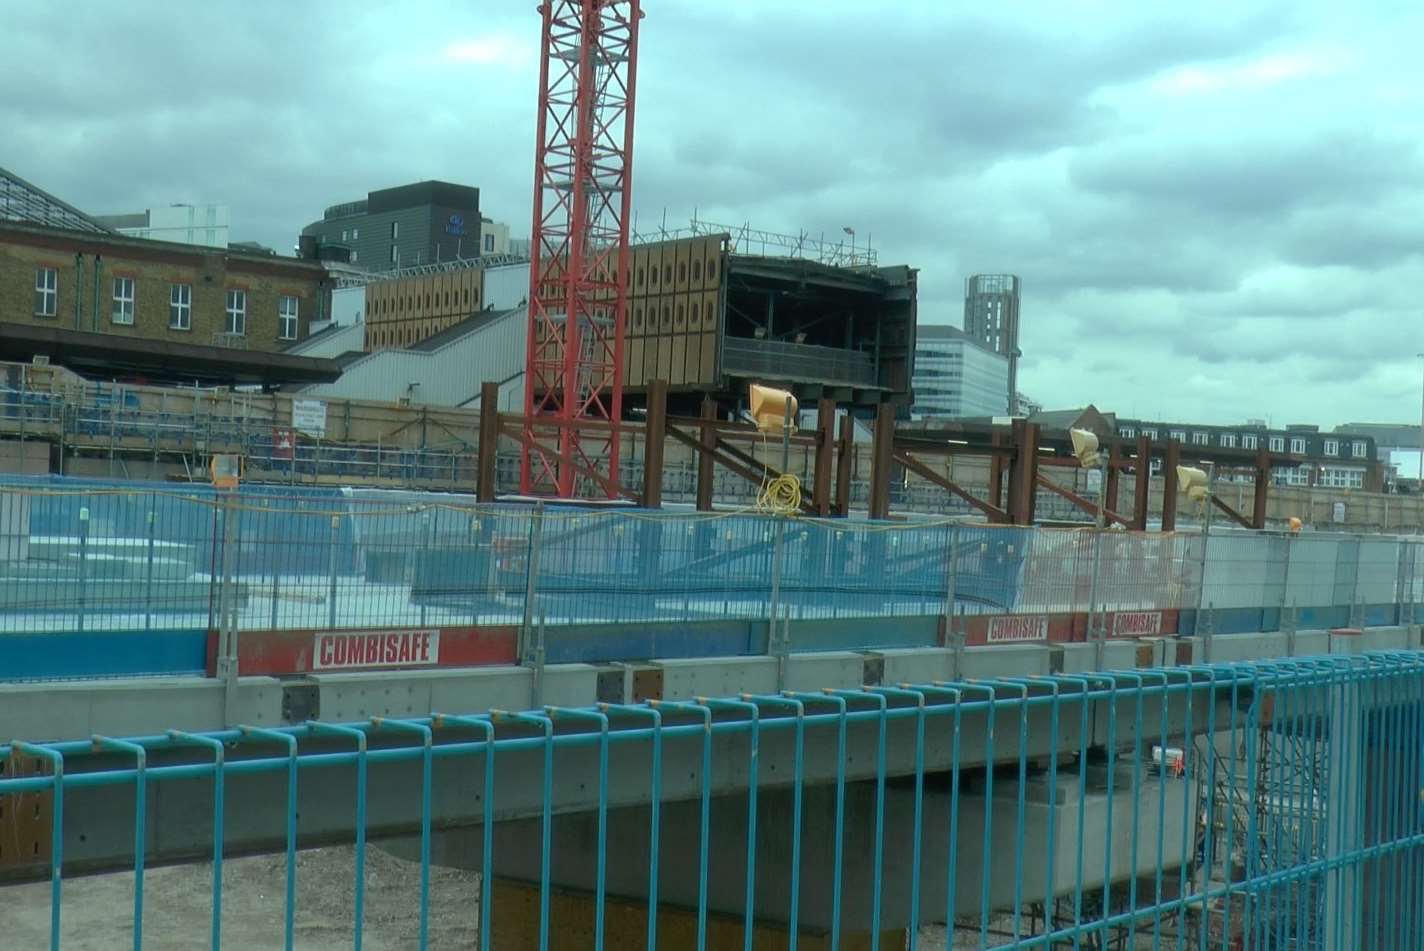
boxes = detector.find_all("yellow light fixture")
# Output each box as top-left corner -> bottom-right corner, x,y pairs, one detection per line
749,383 -> 798,434
1069,428 -> 1100,468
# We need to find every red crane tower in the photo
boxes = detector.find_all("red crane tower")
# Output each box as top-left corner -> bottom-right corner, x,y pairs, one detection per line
520,0 -> 643,498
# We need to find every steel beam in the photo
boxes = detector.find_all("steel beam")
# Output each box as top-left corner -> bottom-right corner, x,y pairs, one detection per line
835,415 -> 854,516
642,379 -> 667,508
867,403 -> 895,520
477,381 -> 500,502
1162,440 -> 1181,532
812,398 -> 834,516
1133,435 -> 1152,530
696,398 -> 716,512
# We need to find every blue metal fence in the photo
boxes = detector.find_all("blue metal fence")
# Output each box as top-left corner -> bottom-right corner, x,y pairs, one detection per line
2,653 -> 1422,948
0,475 -> 1422,680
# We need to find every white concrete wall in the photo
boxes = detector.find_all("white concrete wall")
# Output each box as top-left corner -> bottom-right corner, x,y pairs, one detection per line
483,263 -> 530,311
299,308 -> 526,408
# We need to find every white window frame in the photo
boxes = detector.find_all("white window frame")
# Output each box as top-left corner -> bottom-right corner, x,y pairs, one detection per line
1323,439 -> 1339,456
391,221 -> 399,239
1242,434 -> 1258,450
111,276 -> 135,325
350,249 -> 358,264
1352,440 -> 1368,458
1191,431 -> 1209,446
1220,433 -> 1237,448
225,289 -> 247,336
1289,437 -> 1306,455
1143,429 -> 1157,440
352,228 -> 359,240
1269,436 -> 1285,452
169,283 -> 191,330
1119,426 -> 1135,438
1170,430 -> 1186,443
390,245 -> 398,264
278,295 -> 299,340
34,267 -> 57,316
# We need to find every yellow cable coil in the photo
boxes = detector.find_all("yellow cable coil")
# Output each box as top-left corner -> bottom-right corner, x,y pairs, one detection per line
757,471 -> 802,516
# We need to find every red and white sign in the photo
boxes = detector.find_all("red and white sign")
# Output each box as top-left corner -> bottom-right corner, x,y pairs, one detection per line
986,614 -> 1049,644
1112,611 -> 1164,637
314,629 -> 440,670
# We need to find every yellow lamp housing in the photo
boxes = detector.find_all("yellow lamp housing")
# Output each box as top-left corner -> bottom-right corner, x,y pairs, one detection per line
749,384 -> 798,434
1176,465 -> 1210,504
1069,428 -> 1100,468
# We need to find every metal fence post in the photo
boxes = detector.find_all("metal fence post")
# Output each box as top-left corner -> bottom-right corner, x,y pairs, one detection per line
419,510 -> 432,628
143,508 -> 156,633
767,517 -> 787,662
519,503 -> 545,665
76,506 -> 89,633
1087,529 -> 1106,669
326,513 -> 339,630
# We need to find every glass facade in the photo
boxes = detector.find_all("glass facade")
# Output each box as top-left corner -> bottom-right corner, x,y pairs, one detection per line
911,329 -> 1008,418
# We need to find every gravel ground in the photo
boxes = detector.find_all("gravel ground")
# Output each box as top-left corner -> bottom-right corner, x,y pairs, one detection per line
6,846 -> 481,950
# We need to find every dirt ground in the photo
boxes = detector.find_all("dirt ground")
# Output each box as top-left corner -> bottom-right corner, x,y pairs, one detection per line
6,846 -> 481,950
5,844 -> 1000,949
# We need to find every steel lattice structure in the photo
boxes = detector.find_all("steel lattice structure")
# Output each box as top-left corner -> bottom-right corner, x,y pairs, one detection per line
521,0 -> 642,497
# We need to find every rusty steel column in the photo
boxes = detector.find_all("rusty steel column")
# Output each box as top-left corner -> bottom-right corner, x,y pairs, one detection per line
811,397 -> 835,516
696,397 -> 716,512
987,433 -> 1005,513
1133,434 -> 1152,530
835,414 -> 854,516
1105,441 -> 1122,515
477,381 -> 500,503
1253,444 -> 1271,529
868,402 -> 895,520
1007,420 -> 1039,525
642,379 -> 667,508
1162,439 -> 1181,532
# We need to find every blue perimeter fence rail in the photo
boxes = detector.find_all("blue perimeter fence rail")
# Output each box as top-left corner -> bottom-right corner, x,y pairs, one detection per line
3,652 -> 1424,949
0,475 -> 1422,679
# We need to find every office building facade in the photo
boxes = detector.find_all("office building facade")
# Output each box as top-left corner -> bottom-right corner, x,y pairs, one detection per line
911,324 -> 1009,419
300,181 -> 481,270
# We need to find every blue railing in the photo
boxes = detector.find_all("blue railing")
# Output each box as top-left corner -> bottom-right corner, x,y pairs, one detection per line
2,653 -> 1422,948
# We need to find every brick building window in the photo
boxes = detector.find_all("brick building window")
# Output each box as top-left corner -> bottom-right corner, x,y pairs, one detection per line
1269,436 -> 1285,452
34,267 -> 57,316
1290,437 -> 1306,454
1220,433 -> 1236,448
1191,432 -> 1209,446
169,283 -> 191,330
1323,439 -> 1339,456
278,295 -> 299,340
111,277 -> 135,325
1353,440 -> 1368,458
1242,434 -> 1258,450
225,289 -> 246,335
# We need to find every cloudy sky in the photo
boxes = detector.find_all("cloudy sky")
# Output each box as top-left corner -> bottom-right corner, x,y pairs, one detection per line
5,1 -> 1422,427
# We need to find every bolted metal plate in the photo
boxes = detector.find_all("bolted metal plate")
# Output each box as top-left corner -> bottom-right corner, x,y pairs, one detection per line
595,666 -> 626,705
0,753 -> 52,868
630,667 -> 663,703
281,682 -> 320,724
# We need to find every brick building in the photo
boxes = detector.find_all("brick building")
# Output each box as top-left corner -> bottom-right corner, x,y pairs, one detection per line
0,220 -> 330,351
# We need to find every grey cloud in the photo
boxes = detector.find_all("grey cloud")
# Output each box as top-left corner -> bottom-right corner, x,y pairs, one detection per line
1069,132 -> 1424,219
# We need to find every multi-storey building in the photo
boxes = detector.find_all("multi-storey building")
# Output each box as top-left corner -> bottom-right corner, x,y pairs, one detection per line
1115,418 -> 1382,491
911,324 -> 1008,418
300,181 -> 481,270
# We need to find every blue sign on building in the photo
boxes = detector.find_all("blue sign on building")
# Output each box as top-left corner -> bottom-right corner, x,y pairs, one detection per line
445,213 -> 467,237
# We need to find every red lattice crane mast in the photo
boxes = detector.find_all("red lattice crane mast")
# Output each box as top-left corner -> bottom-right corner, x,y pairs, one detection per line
521,0 -> 642,498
